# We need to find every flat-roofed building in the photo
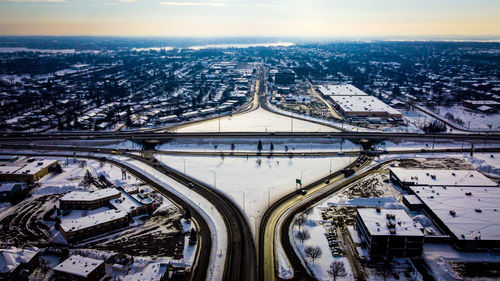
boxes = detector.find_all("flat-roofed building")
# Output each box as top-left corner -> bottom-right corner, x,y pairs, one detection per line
389,168 -> 498,189
330,95 -> 403,119
59,188 -> 121,210
53,255 -> 105,281
59,209 -> 129,241
0,158 -> 58,182
122,262 -> 168,281
409,185 -> 500,251
318,84 -> 368,97
356,208 -> 424,258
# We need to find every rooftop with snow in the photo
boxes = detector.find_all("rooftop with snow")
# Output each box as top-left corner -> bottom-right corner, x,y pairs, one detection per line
390,167 -> 498,187
318,84 -> 368,96
53,255 -> 104,278
60,188 -> 120,202
357,208 -> 424,237
330,95 -> 402,116
0,247 -> 39,274
59,209 -> 127,233
410,185 -> 500,241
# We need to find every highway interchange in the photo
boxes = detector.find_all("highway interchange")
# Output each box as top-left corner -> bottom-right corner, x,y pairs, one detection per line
1,71 -> 500,281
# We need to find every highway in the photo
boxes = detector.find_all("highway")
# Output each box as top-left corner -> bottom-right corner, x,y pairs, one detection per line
2,131 -> 500,142
259,153 -> 372,281
0,145 -> 257,281
2,150 -> 213,281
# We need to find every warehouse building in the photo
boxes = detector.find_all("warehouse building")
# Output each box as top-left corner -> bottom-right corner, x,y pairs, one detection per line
389,168 -> 498,189
0,158 -> 59,182
330,95 -> 403,119
409,185 -> 500,251
318,84 -> 368,97
356,208 -> 424,258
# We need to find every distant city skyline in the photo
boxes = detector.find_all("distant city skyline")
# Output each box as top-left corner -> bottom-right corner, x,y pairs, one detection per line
0,0 -> 499,37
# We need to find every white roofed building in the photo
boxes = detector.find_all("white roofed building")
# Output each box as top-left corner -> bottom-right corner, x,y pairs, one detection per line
59,188 -> 121,210
356,208 -> 424,258
0,247 -> 39,279
389,168 -> 498,189
53,255 -> 105,281
59,209 -> 129,242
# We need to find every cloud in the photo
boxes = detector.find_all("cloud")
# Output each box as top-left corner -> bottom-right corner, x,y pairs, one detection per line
159,1 -> 224,7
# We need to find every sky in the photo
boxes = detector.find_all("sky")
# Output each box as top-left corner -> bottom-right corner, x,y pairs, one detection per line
0,0 -> 499,37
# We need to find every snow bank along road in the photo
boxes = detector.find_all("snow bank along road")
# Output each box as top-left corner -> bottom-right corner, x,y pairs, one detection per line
1,148 -> 258,281
0,151 -> 216,281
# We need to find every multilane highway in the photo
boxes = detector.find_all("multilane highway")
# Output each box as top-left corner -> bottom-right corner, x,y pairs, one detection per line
0,145 -> 257,281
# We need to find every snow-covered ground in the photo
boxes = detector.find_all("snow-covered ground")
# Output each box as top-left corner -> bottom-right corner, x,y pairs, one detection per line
290,208 -> 354,281
423,243 -> 500,281
156,154 -> 354,236
33,157 -> 142,196
176,108 -> 338,132
0,151 -> 226,281
374,138 -> 500,152
434,105 -> 500,131
157,137 -> 359,153
112,156 -> 227,281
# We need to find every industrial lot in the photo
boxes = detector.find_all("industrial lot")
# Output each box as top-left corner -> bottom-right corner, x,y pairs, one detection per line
0,39 -> 499,281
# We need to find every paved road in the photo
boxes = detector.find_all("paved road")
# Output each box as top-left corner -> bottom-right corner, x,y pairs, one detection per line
4,151 -> 213,281
259,153 -> 372,281
0,146 -> 257,281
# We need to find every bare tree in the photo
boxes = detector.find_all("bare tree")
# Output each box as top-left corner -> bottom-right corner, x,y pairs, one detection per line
327,261 -> 347,281
295,229 -> 310,244
304,246 -> 322,264
294,215 -> 306,229
304,208 -> 314,217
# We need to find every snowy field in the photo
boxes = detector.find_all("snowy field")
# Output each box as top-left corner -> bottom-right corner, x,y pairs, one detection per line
176,108 -> 338,132
157,137 -> 359,153
434,105 -> 500,131
156,154 -> 354,236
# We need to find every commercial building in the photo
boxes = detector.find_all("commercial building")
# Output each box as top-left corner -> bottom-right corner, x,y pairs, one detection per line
318,84 -> 368,97
409,185 -> 500,251
0,247 -> 39,279
53,255 -> 105,281
59,188 -> 121,210
330,95 -> 403,119
356,208 -> 424,258
0,158 -> 59,182
389,168 -> 498,189
59,209 -> 129,241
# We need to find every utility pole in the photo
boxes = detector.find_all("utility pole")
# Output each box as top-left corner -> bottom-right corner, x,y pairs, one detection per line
239,191 -> 245,212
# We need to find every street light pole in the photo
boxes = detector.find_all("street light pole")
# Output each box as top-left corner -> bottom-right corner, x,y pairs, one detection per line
183,159 -> 186,174
239,191 -> 245,212
268,186 -> 275,207
211,170 -> 216,188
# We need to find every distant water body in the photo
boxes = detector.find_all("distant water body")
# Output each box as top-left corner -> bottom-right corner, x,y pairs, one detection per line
131,42 -> 294,52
